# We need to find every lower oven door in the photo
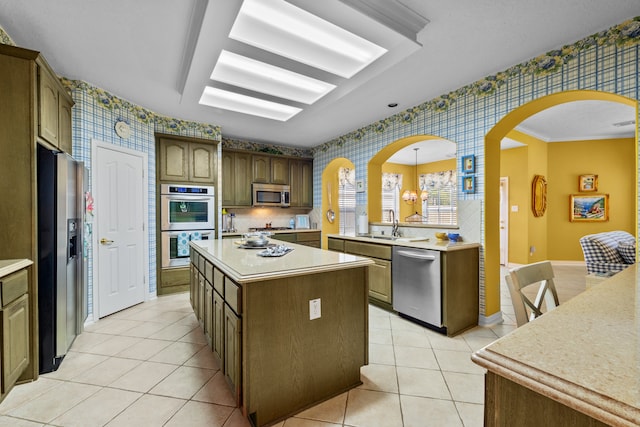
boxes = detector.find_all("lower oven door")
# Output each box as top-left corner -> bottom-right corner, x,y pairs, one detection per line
161,230 -> 213,268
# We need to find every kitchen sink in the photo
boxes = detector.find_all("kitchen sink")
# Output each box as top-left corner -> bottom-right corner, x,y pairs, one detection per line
360,234 -> 429,242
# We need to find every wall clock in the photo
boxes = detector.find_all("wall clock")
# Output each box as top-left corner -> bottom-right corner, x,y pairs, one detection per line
114,120 -> 130,139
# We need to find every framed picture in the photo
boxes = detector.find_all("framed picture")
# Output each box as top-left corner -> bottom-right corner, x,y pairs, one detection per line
461,155 -> 475,174
578,174 -> 598,192
355,179 -> 365,193
462,175 -> 475,193
570,194 -> 609,222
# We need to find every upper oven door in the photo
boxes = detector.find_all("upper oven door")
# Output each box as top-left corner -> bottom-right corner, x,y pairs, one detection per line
161,194 -> 215,231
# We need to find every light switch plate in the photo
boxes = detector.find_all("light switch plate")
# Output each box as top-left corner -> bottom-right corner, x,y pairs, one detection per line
309,298 -> 321,320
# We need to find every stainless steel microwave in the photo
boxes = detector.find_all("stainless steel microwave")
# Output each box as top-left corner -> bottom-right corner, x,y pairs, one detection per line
252,183 -> 290,207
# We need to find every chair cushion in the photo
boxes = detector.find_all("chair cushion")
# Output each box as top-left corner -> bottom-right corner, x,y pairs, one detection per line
617,241 -> 636,264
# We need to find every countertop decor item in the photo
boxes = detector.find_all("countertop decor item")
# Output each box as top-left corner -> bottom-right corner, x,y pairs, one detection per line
435,232 -> 448,241
447,233 -> 460,242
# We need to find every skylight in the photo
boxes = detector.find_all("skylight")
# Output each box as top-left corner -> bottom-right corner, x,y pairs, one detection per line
229,0 -> 387,79
199,86 -> 302,121
211,50 -> 336,104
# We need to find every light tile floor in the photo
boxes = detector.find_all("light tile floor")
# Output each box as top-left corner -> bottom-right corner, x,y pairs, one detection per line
0,263 -> 586,427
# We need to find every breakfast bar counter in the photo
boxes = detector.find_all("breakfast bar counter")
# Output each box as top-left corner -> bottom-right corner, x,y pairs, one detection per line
472,264 -> 640,426
189,239 -> 373,427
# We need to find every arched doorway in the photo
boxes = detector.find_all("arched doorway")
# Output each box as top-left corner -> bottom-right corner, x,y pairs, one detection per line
484,90 -> 638,319
321,157 -> 355,248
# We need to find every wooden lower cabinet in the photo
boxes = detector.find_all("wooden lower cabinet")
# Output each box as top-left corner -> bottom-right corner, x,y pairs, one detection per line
159,268 -> 190,296
3,294 -> 29,393
204,281 -> 213,347
272,231 -> 321,248
198,273 -> 205,327
368,258 -> 392,304
212,290 -> 224,367
224,304 -> 241,401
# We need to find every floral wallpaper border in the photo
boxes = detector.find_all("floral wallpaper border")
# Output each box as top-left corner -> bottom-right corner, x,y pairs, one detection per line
222,137 -> 313,158
313,17 -> 640,154
0,25 -> 15,46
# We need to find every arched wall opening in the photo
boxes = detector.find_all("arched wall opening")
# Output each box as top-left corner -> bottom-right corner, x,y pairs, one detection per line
321,157 -> 355,249
368,135 -> 450,222
484,90 -> 638,318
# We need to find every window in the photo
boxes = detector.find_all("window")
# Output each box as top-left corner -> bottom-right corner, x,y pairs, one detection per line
338,167 -> 356,235
381,173 -> 402,222
420,170 -> 457,225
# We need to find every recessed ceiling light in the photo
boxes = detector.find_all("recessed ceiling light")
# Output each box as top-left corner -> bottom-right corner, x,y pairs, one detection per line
612,119 -> 636,127
229,0 -> 387,78
388,102 -> 398,107
210,50 -> 336,104
199,86 -> 302,121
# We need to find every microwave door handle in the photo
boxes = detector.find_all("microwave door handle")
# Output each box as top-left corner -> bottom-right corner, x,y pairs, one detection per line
281,192 -> 285,204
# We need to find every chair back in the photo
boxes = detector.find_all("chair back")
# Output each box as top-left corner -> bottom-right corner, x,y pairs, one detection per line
506,261 -> 560,327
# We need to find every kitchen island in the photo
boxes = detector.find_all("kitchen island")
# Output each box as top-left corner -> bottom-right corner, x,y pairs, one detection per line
472,264 -> 640,426
189,239 -> 373,427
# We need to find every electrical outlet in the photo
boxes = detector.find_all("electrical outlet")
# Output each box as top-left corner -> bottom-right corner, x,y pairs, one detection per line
530,246 -> 536,255
309,298 -> 321,320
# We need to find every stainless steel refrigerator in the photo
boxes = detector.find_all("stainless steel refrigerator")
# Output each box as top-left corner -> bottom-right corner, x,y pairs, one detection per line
37,145 -> 87,374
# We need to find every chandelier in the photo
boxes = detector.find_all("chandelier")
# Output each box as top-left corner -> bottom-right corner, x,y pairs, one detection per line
402,147 -> 429,204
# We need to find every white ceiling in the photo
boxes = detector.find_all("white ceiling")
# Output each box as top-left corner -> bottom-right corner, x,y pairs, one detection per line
0,0 -> 638,149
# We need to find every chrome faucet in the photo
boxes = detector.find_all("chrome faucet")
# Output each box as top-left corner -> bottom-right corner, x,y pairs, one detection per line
389,209 -> 399,237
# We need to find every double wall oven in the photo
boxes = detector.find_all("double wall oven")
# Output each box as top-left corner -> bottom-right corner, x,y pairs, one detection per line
160,183 -> 215,268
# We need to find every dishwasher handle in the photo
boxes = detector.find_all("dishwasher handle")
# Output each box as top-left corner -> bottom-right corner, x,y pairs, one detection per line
395,249 -> 437,261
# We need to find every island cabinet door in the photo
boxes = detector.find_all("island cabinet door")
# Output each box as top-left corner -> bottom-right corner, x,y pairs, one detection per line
212,290 -> 224,367
190,264 -> 198,311
204,281 -> 213,347
224,303 -> 241,403
368,258 -> 392,304
198,273 -> 205,326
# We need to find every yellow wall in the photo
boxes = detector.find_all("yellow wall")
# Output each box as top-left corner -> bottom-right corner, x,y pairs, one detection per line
382,162 -> 416,220
500,136 -> 636,263
381,158 -> 456,221
547,138 -> 636,260
321,158 -> 354,248
526,136 -> 549,262
500,147 -> 529,263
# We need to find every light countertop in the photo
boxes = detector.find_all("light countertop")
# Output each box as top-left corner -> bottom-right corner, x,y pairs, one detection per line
191,239 -> 372,284
471,264 -> 640,426
327,234 -> 480,252
0,259 -> 33,278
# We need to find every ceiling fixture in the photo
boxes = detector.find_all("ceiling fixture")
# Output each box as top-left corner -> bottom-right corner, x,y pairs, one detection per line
228,0 -> 387,79
402,148 -> 429,204
612,119 -> 636,127
199,86 -> 302,121
210,50 -> 336,104
388,102 -> 398,108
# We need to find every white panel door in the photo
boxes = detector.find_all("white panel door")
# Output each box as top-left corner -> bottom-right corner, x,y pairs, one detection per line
96,144 -> 146,317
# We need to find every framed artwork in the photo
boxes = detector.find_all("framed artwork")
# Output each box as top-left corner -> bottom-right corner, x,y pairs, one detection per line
461,155 -> 475,174
462,175 -> 475,193
578,174 -> 598,192
355,179 -> 365,193
570,194 -> 609,222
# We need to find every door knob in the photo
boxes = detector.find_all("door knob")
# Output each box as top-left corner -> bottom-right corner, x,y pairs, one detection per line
100,238 -> 114,245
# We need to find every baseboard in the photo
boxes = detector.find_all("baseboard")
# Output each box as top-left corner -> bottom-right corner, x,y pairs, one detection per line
479,310 -> 503,327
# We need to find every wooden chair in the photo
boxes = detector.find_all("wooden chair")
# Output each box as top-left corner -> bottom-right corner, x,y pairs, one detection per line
506,261 -> 560,327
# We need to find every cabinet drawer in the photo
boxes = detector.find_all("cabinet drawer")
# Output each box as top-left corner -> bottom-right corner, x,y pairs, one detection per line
296,232 -> 320,242
327,238 -> 344,252
224,278 -> 241,315
204,260 -> 213,284
191,251 -> 200,271
1,269 -> 28,307
213,267 -> 224,296
345,241 -> 391,260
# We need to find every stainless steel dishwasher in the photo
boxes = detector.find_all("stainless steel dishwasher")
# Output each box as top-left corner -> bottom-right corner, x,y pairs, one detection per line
392,247 -> 442,329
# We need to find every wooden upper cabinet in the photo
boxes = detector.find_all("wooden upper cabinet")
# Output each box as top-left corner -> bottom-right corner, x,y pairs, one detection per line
221,151 -> 251,207
252,155 -> 270,183
159,138 -> 189,181
38,68 -> 60,147
37,62 -> 74,154
158,136 -> 216,183
290,159 -> 313,207
190,143 -> 216,183
271,158 -> 289,185
58,95 -> 73,155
